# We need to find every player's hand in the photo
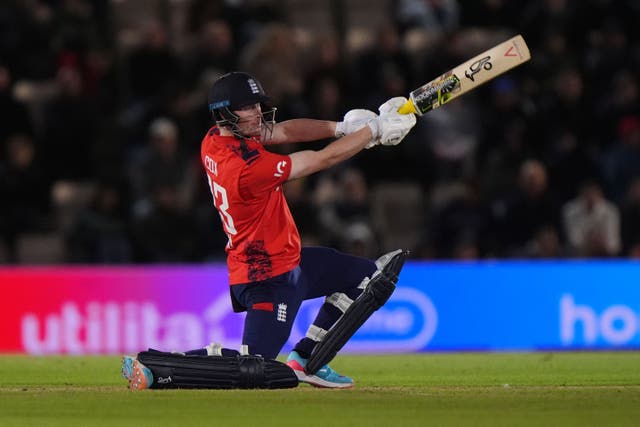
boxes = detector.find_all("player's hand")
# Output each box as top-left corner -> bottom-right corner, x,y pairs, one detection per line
335,109 -> 377,136
375,97 -> 417,146
335,109 -> 379,149
379,96 -> 409,115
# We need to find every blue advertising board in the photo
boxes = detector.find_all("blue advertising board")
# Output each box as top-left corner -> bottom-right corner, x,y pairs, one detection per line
289,261 -> 640,352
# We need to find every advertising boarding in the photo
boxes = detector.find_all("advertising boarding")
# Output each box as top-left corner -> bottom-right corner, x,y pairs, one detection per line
1,261 -> 639,354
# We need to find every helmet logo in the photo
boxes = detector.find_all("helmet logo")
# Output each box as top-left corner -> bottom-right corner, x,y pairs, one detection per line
248,79 -> 260,94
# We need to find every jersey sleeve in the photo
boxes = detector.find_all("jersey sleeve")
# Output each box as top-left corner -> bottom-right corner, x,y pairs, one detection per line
238,151 -> 292,199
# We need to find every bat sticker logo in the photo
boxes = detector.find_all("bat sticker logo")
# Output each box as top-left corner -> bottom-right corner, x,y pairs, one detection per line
413,74 -> 461,114
504,46 -> 518,57
464,56 -> 493,82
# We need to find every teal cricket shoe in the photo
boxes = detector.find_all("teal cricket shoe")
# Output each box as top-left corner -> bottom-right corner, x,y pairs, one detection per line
121,355 -> 154,390
286,351 -> 354,389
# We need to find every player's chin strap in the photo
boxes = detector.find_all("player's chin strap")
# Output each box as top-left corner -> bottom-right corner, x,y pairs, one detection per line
305,249 -> 409,375
137,349 -> 298,389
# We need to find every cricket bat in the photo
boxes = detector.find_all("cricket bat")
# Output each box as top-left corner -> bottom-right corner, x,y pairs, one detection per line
398,34 -> 531,115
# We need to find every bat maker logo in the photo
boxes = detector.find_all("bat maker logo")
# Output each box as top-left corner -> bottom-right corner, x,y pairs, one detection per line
464,56 -> 493,82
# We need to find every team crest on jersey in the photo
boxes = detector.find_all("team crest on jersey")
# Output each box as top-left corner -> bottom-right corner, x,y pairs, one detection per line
277,303 -> 287,322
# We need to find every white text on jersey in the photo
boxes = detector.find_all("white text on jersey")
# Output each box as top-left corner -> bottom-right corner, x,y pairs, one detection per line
205,155 -> 218,176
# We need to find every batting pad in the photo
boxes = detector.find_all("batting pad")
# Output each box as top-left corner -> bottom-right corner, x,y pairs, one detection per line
305,250 -> 408,375
137,349 -> 299,389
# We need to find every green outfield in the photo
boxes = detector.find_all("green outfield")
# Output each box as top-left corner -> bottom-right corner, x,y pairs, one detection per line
0,352 -> 639,427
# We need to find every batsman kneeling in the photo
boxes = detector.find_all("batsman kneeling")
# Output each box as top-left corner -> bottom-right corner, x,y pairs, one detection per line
121,72 -> 416,390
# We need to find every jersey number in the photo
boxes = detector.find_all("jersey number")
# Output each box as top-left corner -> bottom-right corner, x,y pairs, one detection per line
207,177 -> 237,247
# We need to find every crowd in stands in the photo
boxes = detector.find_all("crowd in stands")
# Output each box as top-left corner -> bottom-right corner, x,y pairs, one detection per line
0,0 -> 639,264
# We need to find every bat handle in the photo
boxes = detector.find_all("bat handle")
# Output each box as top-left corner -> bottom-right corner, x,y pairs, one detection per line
397,99 -> 418,115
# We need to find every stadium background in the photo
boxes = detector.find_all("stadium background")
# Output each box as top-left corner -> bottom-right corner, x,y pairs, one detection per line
0,0 -> 639,356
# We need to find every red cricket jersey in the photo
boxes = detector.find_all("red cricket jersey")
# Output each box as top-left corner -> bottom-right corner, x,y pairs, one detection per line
200,127 -> 301,284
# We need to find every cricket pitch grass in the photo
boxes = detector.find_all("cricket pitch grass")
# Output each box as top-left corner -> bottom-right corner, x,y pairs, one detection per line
1,352 -> 639,427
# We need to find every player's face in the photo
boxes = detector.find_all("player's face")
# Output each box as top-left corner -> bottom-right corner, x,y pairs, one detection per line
234,103 -> 262,137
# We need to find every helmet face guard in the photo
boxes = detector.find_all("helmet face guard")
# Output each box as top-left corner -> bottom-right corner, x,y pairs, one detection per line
211,103 -> 277,140
208,72 -> 276,140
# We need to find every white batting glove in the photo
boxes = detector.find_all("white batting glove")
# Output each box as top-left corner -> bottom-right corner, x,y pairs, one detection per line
335,108 -> 380,148
379,96 -> 408,115
374,97 -> 416,146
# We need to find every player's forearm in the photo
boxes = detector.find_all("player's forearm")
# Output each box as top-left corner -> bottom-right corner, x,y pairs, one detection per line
321,126 -> 373,165
267,119 -> 336,145
288,126 -> 372,180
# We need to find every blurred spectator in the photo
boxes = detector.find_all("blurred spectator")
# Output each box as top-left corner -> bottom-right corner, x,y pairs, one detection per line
458,0 -> 520,30
40,66 -> 98,181
421,98 -> 481,181
428,181 -> 490,258
130,183 -> 199,262
620,177 -> 640,257
125,20 -> 180,103
121,19 -> 181,138
0,134 -> 51,262
186,0 -> 283,49
536,66 -> 592,146
304,33 -> 347,93
65,181 -> 132,263
240,24 -> 307,120
545,129 -> 600,206
304,33 -> 349,119
395,0 -> 460,37
519,224 -> 566,259
55,0 -> 107,57
480,118 -> 530,200
584,16 -> 636,117
491,159 -> 560,256
1,1 -> 58,79
186,0 -> 237,35
352,22 -> 413,108
0,65 -> 33,160
451,233 -> 480,260
342,222 -> 378,259
186,19 -> 237,83
596,69 -> 639,148
600,116 -> 640,203
317,168 -> 377,254
562,180 -> 621,257
521,0 -> 581,48
128,117 -> 198,217
308,77 -> 345,122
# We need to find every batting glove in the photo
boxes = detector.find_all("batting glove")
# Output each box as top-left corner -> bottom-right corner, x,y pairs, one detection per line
375,97 -> 417,146
335,108 -> 380,148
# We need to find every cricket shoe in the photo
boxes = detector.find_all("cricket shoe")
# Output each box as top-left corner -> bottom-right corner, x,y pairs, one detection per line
286,351 -> 353,389
121,355 -> 154,390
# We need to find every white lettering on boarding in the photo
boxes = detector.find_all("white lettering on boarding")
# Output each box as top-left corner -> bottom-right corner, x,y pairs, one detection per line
560,294 -> 638,345
19,294 -> 239,355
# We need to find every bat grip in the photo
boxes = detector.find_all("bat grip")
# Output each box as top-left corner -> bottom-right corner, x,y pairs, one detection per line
397,99 -> 418,115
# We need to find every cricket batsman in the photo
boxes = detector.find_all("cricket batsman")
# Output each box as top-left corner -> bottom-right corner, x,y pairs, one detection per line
122,71 -> 415,390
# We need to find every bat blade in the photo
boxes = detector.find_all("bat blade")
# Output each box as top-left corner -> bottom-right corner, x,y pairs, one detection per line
398,34 -> 531,115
